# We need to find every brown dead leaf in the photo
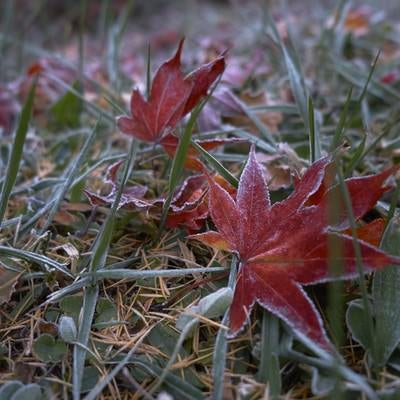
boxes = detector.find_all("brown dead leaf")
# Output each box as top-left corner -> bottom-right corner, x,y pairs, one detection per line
0,264 -> 22,304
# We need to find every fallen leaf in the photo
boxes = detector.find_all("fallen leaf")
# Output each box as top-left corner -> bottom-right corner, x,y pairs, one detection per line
117,39 -> 225,143
85,162 -> 235,233
198,87 -> 244,132
0,264 -> 21,304
190,146 -> 399,350
84,161 -> 152,210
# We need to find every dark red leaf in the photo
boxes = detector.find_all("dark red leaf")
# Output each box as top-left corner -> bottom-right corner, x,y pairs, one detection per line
117,39 -> 225,143
190,145 -> 399,350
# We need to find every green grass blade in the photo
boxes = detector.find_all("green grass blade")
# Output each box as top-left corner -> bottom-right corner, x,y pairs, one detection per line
190,140 -> 239,188
257,311 -> 281,398
45,278 -> 91,304
346,116 -> 400,174
90,139 -> 138,272
336,164 -> 376,361
0,245 -> 72,278
330,87 -> 353,151
232,129 -> 275,153
263,7 -> 318,150
39,118 -> 100,233
308,96 -> 321,162
358,51 -> 381,104
159,105 -> 205,231
72,285 -> 98,400
92,266 -> 228,280
0,81 -> 36,227
212,256 -> 237,400
281,44 -> 309,132
241,104 -> 276,146
333,57 -> 400,104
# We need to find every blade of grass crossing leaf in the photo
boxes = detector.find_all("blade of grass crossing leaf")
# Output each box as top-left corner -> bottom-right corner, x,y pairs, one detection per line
72,285 -> 98,400
40,119 -> 100,233
159,104 -> 206,231
190,140 -> 239,188
159,122 -> 198,232
0,81 -> 36,227
72,153 -> 127,187
336,164 -> 376,361
212,256 -> 237,400
159,72 -> 224,232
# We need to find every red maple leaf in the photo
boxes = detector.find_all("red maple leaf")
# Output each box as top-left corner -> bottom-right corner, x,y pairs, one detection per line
117,39 -> 225,143
190,146 -> 399,350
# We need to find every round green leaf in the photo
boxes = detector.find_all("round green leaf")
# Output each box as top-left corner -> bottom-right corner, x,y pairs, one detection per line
10,383 -> 42,400
33,334 -> 67,363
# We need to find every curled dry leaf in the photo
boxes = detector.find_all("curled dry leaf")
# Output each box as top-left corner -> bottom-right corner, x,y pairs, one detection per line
84,161 -> 152,210
85,162 -> 234,232
190,146 -> 399,350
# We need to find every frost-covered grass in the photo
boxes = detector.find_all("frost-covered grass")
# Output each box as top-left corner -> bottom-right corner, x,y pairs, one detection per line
1,1 -> 400,399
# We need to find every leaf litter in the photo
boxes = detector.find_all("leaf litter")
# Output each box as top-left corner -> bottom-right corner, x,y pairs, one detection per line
1,1 -> 400,399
